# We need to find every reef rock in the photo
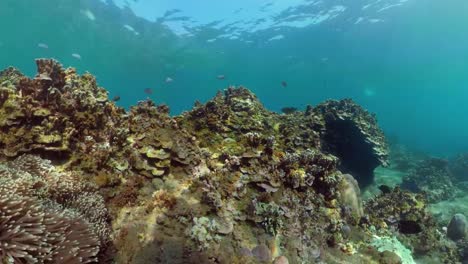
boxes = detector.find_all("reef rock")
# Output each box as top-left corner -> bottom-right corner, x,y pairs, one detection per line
447,214 -> 467,241
338,174 -> 364,219
273,255 -> 289,264
309,99 -> 389,186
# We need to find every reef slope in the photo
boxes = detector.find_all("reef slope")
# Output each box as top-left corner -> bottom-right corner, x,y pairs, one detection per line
0,59 -> 458,264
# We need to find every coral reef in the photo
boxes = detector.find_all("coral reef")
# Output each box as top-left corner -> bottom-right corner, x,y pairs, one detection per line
402,158 -> 456,202
310,99 -> 389,186
0,59 -> 129,188
1,59 -> 460,263
364,187 -> 459,263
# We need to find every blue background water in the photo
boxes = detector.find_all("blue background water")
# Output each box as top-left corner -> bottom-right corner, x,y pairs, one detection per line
1,0 -> 467,156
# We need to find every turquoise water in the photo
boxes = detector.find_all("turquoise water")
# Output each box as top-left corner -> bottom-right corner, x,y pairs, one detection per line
1,0 -> 467,156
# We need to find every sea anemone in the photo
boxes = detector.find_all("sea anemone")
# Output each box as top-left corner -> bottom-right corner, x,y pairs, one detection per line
0,193 -> 100,264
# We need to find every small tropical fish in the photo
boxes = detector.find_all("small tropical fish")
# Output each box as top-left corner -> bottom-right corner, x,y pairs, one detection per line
112,95 -> 121,102
123,24 -> 140,35
217,75 -> 225,80
71,53 -> 82,60
281,81 -> 288,87
165,77 -> 173,83
144,88 -> 153,95
123,24 -> 135,32
37,43 -> 49,49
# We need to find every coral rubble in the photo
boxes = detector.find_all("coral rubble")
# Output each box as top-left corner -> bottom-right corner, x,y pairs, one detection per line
0,59 -> 459,263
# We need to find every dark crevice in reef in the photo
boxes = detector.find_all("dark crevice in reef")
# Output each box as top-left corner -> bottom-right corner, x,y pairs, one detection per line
322,118 -> 380,187
310,99 -> 389,188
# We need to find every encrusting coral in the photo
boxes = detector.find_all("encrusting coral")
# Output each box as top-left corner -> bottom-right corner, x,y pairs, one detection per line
1,59 -> 458,263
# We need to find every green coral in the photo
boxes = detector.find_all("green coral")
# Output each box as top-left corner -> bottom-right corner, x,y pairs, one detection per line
254,201 -> 284,236
189,217 -> 221,249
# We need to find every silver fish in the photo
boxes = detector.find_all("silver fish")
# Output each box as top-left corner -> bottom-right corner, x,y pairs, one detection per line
38,43 -> 49,49
71,53 -> 82,60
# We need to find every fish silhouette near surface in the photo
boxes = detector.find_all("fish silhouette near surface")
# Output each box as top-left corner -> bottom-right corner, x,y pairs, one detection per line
71,53 -> 82,60
38,43 -> 49,49
144,88 -> 153,95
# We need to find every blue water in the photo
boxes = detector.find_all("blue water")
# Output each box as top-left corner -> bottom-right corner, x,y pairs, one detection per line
1,0 -> 468,156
